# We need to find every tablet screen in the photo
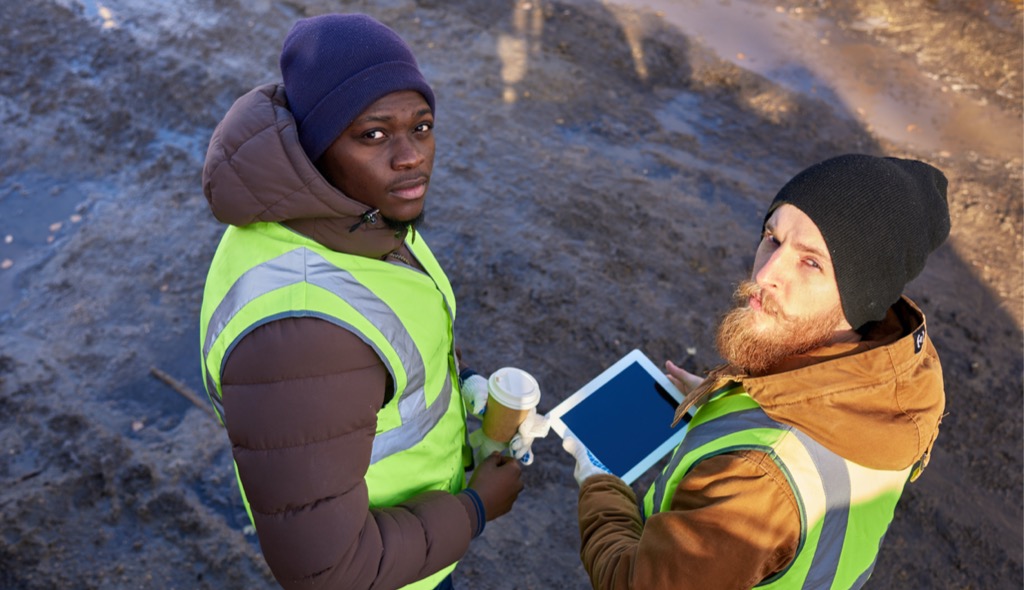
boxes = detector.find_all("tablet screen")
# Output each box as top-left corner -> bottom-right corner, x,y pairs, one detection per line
554,353 -> 687,482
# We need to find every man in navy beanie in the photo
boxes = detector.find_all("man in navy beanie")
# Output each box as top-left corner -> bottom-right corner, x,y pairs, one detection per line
199,14 -> 531,590
564,154 -> 950,589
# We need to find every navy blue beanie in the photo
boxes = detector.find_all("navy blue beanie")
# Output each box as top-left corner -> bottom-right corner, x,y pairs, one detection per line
765,154 -> 950,329
280,14 -> 436,163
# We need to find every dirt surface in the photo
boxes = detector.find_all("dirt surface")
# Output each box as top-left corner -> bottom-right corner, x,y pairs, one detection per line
0,0 -> 1021,588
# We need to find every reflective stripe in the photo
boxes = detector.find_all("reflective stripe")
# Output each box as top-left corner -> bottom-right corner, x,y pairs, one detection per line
793,428 -> 849,590
202,247 -> 442,464
850,555 -> 877,589
373,367 -> 453,464
305,251 -> 426,419
650,408 -> 850,586
651,408 -> 780,511
204,371 -> 225,422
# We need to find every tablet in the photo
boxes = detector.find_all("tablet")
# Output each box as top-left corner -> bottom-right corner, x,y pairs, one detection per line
547,349 -> 689,484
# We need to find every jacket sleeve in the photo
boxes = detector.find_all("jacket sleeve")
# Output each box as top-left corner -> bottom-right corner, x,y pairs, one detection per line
577,450 -> 800,590
220,316 -> 476,590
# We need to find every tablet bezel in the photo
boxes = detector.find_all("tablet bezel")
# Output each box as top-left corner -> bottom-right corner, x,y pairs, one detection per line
547,349 -> 688,484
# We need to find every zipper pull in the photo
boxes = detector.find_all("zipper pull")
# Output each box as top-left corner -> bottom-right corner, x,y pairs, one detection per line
349,208 -> 380,232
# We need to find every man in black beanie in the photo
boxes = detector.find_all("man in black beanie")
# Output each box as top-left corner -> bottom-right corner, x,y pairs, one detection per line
199,13 -> 529,590
565,154 -> 950,589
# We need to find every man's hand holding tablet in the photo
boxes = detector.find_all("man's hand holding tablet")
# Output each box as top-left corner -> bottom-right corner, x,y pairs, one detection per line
549,349 -> 690,485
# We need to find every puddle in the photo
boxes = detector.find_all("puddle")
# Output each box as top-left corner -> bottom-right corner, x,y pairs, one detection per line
73,0 -> 120,29
609,0 -> 1022,160
65,0 -> 226,45
0,174 -> 94,313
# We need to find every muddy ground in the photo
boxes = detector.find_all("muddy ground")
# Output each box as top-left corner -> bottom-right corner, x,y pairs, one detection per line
0,0 -> 1021,588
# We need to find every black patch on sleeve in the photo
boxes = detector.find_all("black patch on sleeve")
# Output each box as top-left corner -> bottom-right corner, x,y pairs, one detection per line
913,326 -> 926,354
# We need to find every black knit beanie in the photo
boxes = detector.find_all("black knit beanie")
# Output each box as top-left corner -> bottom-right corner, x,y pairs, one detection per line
765,154 -> 950,329
280,14 -> 436,163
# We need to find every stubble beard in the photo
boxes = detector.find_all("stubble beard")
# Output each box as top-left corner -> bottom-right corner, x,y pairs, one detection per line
715,280 -> 847,376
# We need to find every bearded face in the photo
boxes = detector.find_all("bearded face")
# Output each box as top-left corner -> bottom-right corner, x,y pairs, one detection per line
716,280 -> 848,375
715,204 -> 858,375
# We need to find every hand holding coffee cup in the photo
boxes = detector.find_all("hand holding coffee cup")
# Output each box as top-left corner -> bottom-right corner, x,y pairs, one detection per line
482,367 -> 541,443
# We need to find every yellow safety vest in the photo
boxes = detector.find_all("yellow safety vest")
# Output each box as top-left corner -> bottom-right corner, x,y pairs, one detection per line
644,387 -> 910,589
200,221 -> 466,589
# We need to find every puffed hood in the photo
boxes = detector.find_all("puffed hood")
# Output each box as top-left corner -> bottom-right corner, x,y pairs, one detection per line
202,83 -> 405,258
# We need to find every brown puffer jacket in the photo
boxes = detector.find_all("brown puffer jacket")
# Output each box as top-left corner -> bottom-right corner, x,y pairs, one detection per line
202,83 -> 477,589
576,296 -> 945,589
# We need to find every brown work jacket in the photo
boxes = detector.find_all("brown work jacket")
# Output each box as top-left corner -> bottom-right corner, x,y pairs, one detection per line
577,297 -> 945,589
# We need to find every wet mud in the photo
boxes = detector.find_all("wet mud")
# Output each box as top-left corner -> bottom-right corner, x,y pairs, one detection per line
0,0 -> 1021,588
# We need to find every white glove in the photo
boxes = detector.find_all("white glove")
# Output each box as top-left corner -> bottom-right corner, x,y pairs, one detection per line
468,428 -> 507,467
562,434 -> 612,486
509,408 -> 550,465
460,374 -> 489,419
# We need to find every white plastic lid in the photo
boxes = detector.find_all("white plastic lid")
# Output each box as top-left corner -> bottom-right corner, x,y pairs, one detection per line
487,367 -> 541,410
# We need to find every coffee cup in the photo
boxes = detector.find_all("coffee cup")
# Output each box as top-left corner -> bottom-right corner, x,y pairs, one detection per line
482,367 -> 541,443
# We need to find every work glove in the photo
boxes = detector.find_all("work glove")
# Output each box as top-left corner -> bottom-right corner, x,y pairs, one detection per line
468,428 -> 507,468
460,372 -> 489,420
562,434 -> 612,486
509,409 -> 550,466
469,415 -> 551,467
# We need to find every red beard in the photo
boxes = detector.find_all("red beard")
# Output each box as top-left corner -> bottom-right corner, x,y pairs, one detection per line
716,281 -> 846,375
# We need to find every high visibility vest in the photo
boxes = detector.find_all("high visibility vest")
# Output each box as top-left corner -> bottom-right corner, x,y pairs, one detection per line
643,387 -> 910,589
200,221 -> 467,590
